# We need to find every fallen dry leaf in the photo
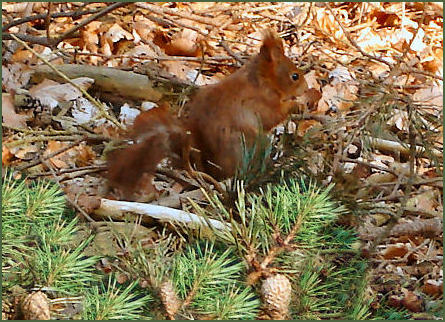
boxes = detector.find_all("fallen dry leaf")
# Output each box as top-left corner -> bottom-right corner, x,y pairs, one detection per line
77,194 -> 102,214
370,213 -> 391,227
132,21 -> 156,43
44,141 -> 71,169
297,120 -> 321,137
9,143 -> 39,160
119,103 -> 141,126
164,29 -> 201,57
75,145 -> 96,167
316,82 -> 357,113
105,23 -> 134,43
406,189 -> 440,213
2,2 -> 43,13
2,63 -> 32,91
382,244 -> 409,260
302,88 -> 322,111
43,141 -> 96,169
71,97 -> 102,125
122,44 -> 157,65
422,280 -> 443,297
413,85 -> 443,107
304,70 -> 320,91
28,78 -> 95,109
401,289 -> 424,313
160,60 -> 195,82
2,93 -> 29,128
356,27 -> 387,53
2,145 -> 14,166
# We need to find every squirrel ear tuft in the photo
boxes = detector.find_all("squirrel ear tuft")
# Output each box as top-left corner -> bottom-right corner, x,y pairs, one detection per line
259,30 -> 284,62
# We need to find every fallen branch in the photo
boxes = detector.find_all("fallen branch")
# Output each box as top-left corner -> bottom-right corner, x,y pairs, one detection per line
369,137 -> 443,159
32,64 -> 164,103
360,217 -> 442,240
95,198 -> 231,232
64,49 -> 237,64
30,165 -> 107,181
341,157 -> 398,175
4,134 -> 108,148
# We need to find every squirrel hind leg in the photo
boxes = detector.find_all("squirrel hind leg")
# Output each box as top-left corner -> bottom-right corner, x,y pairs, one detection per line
183,141 -> 226,195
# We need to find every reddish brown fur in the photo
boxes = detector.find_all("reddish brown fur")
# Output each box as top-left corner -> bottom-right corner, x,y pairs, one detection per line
107,30 -> 308,199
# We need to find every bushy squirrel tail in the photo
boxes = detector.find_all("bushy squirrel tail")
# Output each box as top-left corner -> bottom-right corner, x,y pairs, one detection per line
107,103 -> 187,198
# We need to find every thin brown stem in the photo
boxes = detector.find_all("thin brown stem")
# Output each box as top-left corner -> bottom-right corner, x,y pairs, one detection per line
326,3 -> 392,68
3,3 -> 129,48
53,2 -> 129,46
2,7 -> 102,32
16,136 -> 87,172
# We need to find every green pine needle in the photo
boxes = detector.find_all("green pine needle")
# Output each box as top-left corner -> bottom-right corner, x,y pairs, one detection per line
25,180 -> 66,220
172,241 -> 259,319
83,276 -> 152,320
32,235 -> 101,293
2,169 -> 27,217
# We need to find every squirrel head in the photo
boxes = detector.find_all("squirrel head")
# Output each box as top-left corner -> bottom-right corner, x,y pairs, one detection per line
258,30 -> 308,98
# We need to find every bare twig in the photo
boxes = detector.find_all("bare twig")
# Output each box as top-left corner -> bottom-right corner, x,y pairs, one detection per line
2,124 -> 102,137
3,3 -> 129,48
340,157 -> 398,176
4,133 -> 108,148
45,2 -> 52,41
29,165 -> 107,180
246,203 -> 307,285
399,3 -> 427,63
2,2 -> 34,62
53,2 -> 129,45
325,2 -> 393,68
136,2 -> 219,28
367,103 -> 418,253
2,7 -> 102,32
2,32 -> 52,46
220,39 -> 245,65
149,11 -> 208,36
62,49 -> 239,66
16,136 -> 87,172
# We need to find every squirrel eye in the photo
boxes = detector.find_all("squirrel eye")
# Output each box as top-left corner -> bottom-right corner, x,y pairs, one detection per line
291,72 -> 299,81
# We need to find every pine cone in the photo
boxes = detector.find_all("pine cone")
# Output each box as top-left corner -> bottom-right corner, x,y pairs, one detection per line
21,291 -> 50,320
261,274 -> 292,320
160,280 -> 181,319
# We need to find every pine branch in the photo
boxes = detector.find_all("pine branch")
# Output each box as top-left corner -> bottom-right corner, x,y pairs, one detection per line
83,277 -> 152,320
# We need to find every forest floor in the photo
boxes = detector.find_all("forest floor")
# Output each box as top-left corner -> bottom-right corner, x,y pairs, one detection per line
2,2 -> 443,320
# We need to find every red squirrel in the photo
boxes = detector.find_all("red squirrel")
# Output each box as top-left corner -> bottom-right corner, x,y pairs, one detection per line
107,30 -> 308,199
